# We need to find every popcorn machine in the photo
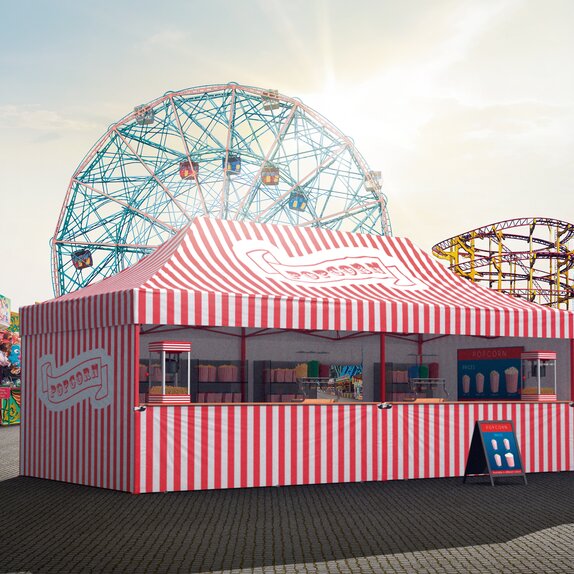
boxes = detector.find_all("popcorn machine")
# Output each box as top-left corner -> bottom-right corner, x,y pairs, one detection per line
520,351 -> 557,401
147,341 -> 192,404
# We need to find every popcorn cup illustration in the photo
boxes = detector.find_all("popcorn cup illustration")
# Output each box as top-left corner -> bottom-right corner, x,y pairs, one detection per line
505,452 -> 515,468
505,367 -> 519,394
490,370 -> 500,394
503,438 -> 510,450
475,372 -> 485,394
462,375 -> 470,394
491,439 -> 498,450
494,454 -> 502,467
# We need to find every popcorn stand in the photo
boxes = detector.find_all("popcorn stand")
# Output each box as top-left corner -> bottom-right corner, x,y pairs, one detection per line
18,218 -> 574,493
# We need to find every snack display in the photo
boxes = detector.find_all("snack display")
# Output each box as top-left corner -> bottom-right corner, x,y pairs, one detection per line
505,366 -> 519,393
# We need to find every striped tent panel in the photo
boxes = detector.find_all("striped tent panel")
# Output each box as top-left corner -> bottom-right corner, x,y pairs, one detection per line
21,290 -> 135,336
20,324 -> 138,492
134,402 -> 574,493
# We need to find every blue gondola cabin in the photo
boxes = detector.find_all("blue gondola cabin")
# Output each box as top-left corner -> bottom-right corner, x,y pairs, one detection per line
71,249 -> 93,270
179,160 -> 199,180
222,156 -> 241,175
289,191 -> 307,211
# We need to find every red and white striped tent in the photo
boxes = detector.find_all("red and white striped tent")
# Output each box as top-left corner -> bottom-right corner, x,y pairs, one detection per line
19,218 -> 574,493
21,217 -> 574,337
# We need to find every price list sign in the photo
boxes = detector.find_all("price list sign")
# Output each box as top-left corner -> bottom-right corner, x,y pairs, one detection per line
463,420 -> 527,486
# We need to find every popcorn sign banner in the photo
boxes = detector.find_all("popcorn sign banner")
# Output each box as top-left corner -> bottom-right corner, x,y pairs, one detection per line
39,349 -> 114,411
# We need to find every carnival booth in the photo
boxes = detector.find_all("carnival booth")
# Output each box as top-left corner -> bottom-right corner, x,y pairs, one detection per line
20,218 -> 574,493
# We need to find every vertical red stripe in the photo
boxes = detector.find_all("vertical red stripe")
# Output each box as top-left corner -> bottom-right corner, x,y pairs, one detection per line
291,407 -> 298,484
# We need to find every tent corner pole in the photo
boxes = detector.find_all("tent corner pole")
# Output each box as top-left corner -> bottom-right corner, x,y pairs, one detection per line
380,333 -> 386,401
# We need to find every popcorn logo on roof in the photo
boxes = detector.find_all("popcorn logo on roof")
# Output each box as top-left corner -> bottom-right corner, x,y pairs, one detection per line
38,349 -> 114,412
234,241 -> 427,289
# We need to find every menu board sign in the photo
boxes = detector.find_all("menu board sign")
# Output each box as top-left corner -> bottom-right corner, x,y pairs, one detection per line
463,420 -> 527,486
457,346 -> 523,400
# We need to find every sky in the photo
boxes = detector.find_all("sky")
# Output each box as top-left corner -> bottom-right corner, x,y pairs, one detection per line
1,0 -> 573,311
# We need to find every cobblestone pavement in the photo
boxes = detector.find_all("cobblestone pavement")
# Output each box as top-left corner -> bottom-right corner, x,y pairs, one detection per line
1,425 -> 574,573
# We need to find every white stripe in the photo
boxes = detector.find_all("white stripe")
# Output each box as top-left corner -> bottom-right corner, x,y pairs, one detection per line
166,407 -> 174,491
260,407 -> 267,486
194,408 -> 202,490
247,406 -> 254,487
321,405 -> 328,483
180,408 -> 188,490
308,406 -> 315,484
284,406 -> 292,486
152,408 -> 161,492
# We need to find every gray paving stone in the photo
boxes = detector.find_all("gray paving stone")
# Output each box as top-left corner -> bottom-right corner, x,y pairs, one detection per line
1,425 -> 574,573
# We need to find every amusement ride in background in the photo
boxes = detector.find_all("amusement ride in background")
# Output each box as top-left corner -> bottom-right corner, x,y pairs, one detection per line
433,218 -> 574,309
51,83 -> 391,296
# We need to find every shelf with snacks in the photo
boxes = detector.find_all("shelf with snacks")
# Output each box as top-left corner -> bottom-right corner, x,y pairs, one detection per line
253,361 -> 329,403
194,360 -> 246,403
383,362 -> 441,401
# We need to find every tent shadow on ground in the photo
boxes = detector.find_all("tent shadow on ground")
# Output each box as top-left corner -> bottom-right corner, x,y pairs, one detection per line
0,471 -> 573,573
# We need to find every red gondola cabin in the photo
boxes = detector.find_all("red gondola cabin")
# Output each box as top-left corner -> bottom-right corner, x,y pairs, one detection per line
179,160 -> 199,180
261,165 -> 280,185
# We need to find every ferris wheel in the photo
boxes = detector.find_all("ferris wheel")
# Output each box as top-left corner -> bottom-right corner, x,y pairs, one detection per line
52,83 -> 392,296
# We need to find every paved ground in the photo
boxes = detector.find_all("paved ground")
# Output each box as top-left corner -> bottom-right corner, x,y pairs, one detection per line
1,425 -> 574,573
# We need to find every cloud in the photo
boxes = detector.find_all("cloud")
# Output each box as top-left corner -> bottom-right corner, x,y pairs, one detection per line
0,105 -> 98,131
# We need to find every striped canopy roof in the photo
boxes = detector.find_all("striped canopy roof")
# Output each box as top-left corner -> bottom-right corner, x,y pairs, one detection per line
22,218 -> 573,338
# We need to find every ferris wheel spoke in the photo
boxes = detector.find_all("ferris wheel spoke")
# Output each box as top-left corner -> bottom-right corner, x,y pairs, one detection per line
254,142 -> 348,222
113,129 -> 192,222
72,179 -> 177,234
220,86 -> 237,218
169,96 -> 208,215
301,198 -> 387,228
53,239 -> 156,251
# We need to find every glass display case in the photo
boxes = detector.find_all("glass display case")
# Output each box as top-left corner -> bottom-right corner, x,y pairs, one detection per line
520,351 -> 557,401
147,341 -> 192,403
